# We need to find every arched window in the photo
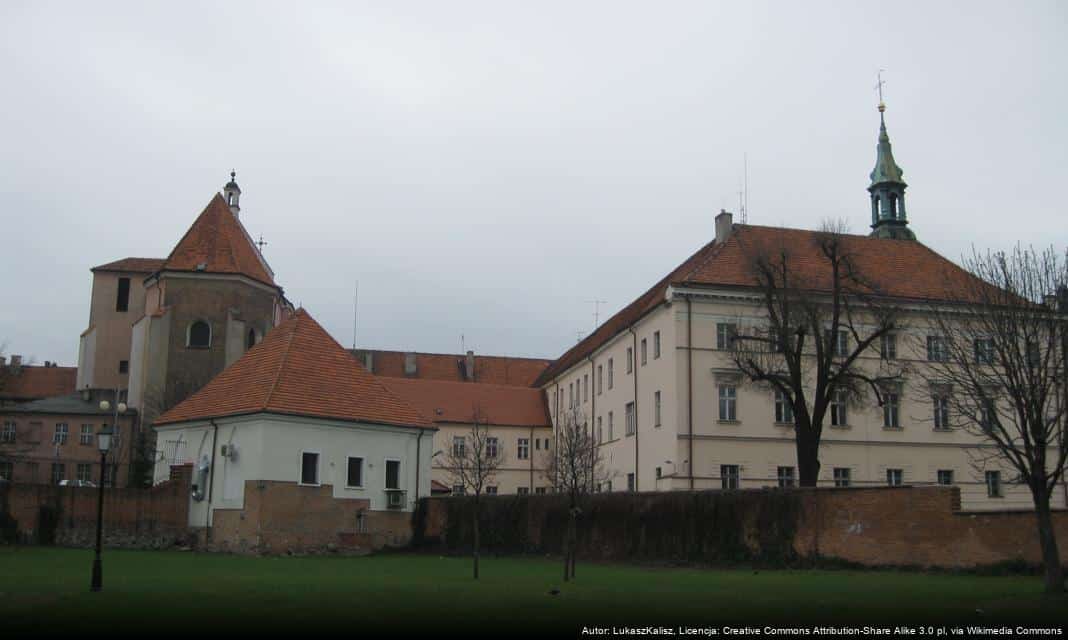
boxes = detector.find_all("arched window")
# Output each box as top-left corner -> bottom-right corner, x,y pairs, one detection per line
246,327 -> 257,350
188,320 -> 211,348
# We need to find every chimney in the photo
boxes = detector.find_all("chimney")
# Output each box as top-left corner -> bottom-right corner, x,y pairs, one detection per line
363,351 -> 374,373
465,350 -> 476,382
404,352 -> 417,377
715,210 -> 733,245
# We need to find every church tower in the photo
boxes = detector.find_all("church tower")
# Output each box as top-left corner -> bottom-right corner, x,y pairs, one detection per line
223,170 -> 241,217
868,101 -> 915,240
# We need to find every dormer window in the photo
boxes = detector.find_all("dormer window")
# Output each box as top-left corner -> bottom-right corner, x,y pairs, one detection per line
246,327 -> 257,350
188,320 -> 211,348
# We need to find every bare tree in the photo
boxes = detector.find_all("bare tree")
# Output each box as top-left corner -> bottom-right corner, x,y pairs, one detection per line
920,245 -> 1067,594
544,404 -> 609,582
731,221 -> 904,486
441,405 -> 503,580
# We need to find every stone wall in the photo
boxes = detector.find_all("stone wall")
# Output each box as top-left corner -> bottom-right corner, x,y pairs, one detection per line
205,480 -> 414,555
414,486 -> 1068,569
0,464 -> 193,549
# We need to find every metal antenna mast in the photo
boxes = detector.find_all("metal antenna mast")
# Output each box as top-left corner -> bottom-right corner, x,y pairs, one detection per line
585,299 -> 607,330
352,281 -> 358,350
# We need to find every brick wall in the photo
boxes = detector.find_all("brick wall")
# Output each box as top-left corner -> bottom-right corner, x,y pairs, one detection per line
206,480 -> 413,554
415,486 -> 1068,569
0,464 -> 193,548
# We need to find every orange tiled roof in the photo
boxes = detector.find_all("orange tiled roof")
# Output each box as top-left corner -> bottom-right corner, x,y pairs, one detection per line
91,257 -> 166,274
355,349 -> 550,387
536,224 -> 989,385
381,377 -> 551,427
159,193 -> 276,287
155,309 -> 432,428
0,365 -> 77,402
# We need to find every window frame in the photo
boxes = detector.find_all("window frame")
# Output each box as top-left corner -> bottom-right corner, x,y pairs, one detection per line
933,395 -> 951,430
187,320 -> 212,349
777,466 -> 795,488
517,438 -> 530,460
640,338 -> 647,366
774,390 -> 794,424
80,424 -> 93,445
830,390 -> 848,427
718,384 -> 737,422
937,469 -> 954,486
624,402 -> 636,436
882,392 -> 901,429
1,420 -> 16,443
985,470 -> 1002,497
384,458 -> 402,491
345,455 -> 364,489
716,322 -> 737,350
833,467 -> 851,488
886,468 -> 903,486
299,450 -> 321,486
653,331 -> 661,359
720,464 -> 740,490
653,390 -> 662,427
53,423 -> 69,445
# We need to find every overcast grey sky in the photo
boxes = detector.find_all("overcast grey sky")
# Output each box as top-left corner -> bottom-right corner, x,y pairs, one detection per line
2,1 -> 1066,366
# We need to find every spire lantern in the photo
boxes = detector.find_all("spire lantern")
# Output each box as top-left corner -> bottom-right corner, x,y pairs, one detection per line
867,95 -> 915,241
223,170 -> 241,218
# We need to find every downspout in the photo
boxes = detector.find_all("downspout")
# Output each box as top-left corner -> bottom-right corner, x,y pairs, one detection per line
687,296 -> 694,491
529,425 -> 534,492
587,355 -> 596,491
629,328 -> 639,491
206,419 -> 219,542
415,428 -> 423,501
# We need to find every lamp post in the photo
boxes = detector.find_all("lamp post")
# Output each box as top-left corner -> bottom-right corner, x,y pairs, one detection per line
90,398 -> 125,593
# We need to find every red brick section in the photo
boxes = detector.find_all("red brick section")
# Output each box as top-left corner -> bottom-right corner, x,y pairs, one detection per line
363,350 -> 550,387
537,224 -> 994,386
1,464 -> 192,547
210,480 -> 413,553
155,309 -> 432,429
381,377 -> 551,427
0,365 -> 77,402
91,257 -> 166,274
418,486 -> 1068,569
159,193 -> 276,287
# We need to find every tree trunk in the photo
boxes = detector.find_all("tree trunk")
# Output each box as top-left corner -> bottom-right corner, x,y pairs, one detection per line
795,426 -> 821,487
1033,497 -> 1065,594
472,503 -> 480,580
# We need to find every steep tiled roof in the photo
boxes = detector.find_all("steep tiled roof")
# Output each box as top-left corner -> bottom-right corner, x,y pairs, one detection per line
353,349 -> 550,387
91,257 -> 166,274
0,365 -> 77,402
155,309 -> 432,428
159,194 -> 276,287
536,223 -> 988,385
381,377 -> 551,427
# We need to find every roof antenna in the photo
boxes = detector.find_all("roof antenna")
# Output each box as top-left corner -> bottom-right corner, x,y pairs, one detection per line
742,152 -> 749,224
352,281 -> 358,350
585,299 -> 607,330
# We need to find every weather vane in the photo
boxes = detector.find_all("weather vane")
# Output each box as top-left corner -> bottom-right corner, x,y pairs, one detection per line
875,69 -> 887,110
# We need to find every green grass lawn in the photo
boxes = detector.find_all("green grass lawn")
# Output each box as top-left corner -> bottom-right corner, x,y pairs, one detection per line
1,547 -> 1064,634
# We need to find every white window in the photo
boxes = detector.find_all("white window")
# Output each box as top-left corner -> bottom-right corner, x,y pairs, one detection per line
974,338 -> 995,365
346,456 -> 364,488
569,383 -> 574,408
597,416 -> 603,443
535,487 -> 547,495
597,365 -> 603,395
485,486 -> 498,496
937,469 -> 954,486
716,323 -> 737,350
979,399 -> 998,432
653,331 -> 661,359
826,329 -> 848,357
53,423 -> 69,445
452,484 -> 465,495
886,468 -> 903,486
77,463 -> 92,483
517,487 -> 530,495
718,385 -> 737,421
627,472 -> 635,492
486,437 -> 499,459
626,347 -> 633,373
933,396 -> 950,430
608,411 -> 614,440
927,335 -> 948,362
300,451 -> 320,485
640,338 -> 647,366
452,436 -> 465,458
608,358 -> 614,389
720,464 -> 739,490
985,470 -> 1001,497
654,391 -> 661,427
517,438 -> 529,460
774,390 -> 794,424
624,402 -> 636,436
583,374 -> 589,402
833,467 -> 851,487
883,393 -> 900,428
830,389 -> 848,427
80,424 -> 93,445
777,466 -> 795,488
1,421 -> 15,443
880,333 -> 897,360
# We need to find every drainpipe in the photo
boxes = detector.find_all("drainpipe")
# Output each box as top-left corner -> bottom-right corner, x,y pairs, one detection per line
529,425 -> 534,492
415,428 -> 423,501
687,295 -> 694,491
587,355 -> 596,491
628,328 -> 639,491
206,419 -> 219,542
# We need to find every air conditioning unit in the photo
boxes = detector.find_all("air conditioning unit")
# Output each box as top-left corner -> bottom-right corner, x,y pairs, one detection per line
385,490 -> 405,509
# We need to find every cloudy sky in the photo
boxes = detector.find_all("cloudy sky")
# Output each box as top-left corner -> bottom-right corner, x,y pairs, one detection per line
1,1 -> 1066,366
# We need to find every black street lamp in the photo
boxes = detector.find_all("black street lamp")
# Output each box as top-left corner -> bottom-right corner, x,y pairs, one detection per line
90,398 -> 124,592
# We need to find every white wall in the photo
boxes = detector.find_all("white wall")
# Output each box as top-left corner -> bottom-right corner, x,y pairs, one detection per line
154,412 -> 435,526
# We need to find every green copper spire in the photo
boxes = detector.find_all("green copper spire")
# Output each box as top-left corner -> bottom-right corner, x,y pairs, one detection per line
868,101 -> 915,241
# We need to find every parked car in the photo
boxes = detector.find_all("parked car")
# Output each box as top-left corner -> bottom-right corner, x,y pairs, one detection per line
58,479 -> 97,488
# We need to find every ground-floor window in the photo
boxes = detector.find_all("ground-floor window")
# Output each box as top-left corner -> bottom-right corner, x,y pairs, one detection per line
833,467 -> 851,488
452,484 -> 464,495
51,463 -> 65,485
77,463 -> 92,483
777,466 -> 795,488
937,469 -> 954,486
534,487 -> 547,495
0,461 -> 11,481
517,487 -> 530,495
385,460 -> 401,490
985,470 -> 1001,497
300,452 -> 319,485
886,468 -> 903,486
720,464 -> 739,490
485,486 -> 498,495
627,473 -> 635,492
346,457 -> 363,488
